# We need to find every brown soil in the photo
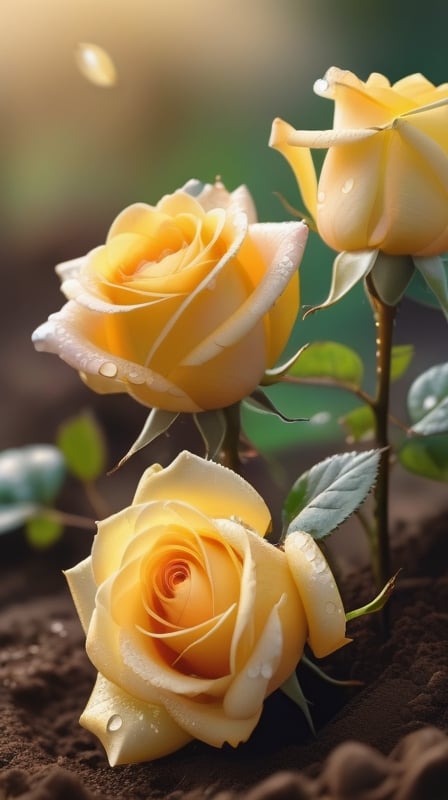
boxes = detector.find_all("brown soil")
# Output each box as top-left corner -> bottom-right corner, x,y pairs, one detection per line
1,497 -> 447,800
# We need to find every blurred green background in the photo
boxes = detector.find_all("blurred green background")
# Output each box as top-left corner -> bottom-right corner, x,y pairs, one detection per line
2,0 -> 447,472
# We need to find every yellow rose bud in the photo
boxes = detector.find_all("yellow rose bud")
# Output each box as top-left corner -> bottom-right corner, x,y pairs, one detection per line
65,451 -> 348,765
270,68 -> 448,256
32,181 -> 307,412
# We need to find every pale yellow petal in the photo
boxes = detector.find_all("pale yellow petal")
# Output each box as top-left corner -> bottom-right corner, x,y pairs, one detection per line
269,118 -> 318,220
80,673 -> 191,766
160,690 -> 262,748
132,451 -> 272,537
223,595 -> 285,719
285,531 -> 350,658
180,221 -> 306,366
64,556 -> 97,635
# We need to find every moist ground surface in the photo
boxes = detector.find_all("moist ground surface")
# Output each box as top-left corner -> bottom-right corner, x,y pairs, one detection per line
1,503 -> 447,800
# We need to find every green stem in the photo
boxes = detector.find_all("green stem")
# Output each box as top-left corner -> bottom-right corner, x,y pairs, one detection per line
366,274 -> 396,591
220,403 -> 242,472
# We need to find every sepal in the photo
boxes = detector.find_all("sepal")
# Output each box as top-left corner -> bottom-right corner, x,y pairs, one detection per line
304,249 -> 379,317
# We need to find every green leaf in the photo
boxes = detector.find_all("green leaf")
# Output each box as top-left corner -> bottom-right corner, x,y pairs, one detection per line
57,411 -> 107,481
339,405 -> 375,443
407,363 -> 448,434
25,515 -> 63,548
0,445 -> 66,505
304,249 -> 378,317
193,410 -> 227,460
412,255 -> 448,319
283,449 -> 380,539
391,345 -> 414,382
288,341 -> 364,387
111,409 -> 179,472
0,503 -> 38,534
398,435 -> 448,481
412,397 -> 448,436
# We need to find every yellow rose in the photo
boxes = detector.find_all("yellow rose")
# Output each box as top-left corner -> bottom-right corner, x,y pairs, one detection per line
270,68 -> 448,256
32,180 -> 308,412
65,451 -> 348,765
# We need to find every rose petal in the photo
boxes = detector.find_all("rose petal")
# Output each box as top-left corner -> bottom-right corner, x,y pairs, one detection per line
132,452 -> 272,537
223,594 -> 285,719
284,530 -> 350,658
80,672 -> 191,766
269,118 -> 318,221
64,556 -> 97,634
159,689 -> 262,748
180,221 -> 307,366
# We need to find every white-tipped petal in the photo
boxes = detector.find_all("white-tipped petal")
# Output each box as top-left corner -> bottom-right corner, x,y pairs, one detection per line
80,673 -> 191,766
284,531 -> 350,658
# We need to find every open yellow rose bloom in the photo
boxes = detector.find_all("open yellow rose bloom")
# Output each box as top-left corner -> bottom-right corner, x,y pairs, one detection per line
65,452 -> 349,765
32,180 -> 308,412
270,68 -> 448,256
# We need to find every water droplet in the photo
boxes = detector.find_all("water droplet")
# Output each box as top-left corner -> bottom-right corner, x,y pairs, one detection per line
75,43 -> 117,87
206,279 -> 216,291
423,395 -> 437,411
314,78 -> 329,94
106,714 -> 123,732
325,601 -> 337,615
261,663 -> 273,680
99,361 -> 118,378
317,190 -> 326,204
341,178 -> 354,194
247,664 -> 261,679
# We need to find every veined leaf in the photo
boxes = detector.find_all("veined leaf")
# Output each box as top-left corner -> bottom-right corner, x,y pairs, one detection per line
57,411 -> 106,481
288,341 -> 364,387
283,449 -> 380,540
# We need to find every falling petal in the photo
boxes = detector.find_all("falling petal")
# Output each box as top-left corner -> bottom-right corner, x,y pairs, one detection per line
75,43 -> 117,87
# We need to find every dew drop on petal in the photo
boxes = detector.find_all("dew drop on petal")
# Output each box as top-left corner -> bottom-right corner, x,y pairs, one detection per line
75,43 -> 117,87
247,664 -> 261,679
261,663 -> 273,680
98,361 -> 118,378
317,191 -> 326,204
106,714 -> 123,732
341,178 -> 354,194
325,601 -> 337,615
